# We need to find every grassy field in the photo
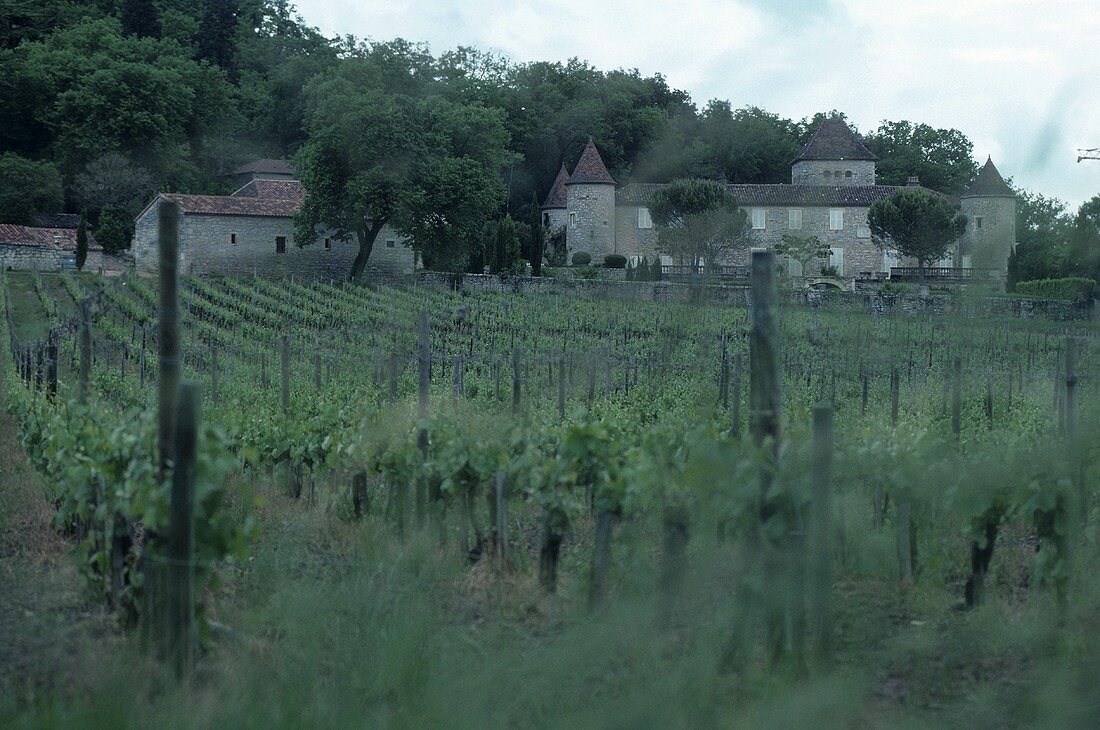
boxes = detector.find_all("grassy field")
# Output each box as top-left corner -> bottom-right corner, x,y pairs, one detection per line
2,271 -> 1100,727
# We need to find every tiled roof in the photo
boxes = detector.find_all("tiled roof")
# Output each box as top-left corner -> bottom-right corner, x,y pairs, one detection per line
0,224 -> 102,251
962,157 -> 1014,197
793,118 -> 877,163
160,192 -> 301,217
567,139 -> 616,185
616,182 -> 917,208
232,179 -> 307,201
33,213 -> 84,229
230,158 -> 295,176
541,165 -> 571,209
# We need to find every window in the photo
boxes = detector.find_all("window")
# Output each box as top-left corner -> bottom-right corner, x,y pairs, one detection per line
275,236 -> 286,254
829,209 -> 844,230
751,208 -> 766,230
324,238 -> 331,250
845,170 -> 853,179
569,212 -> 577,227
788,208 -> 803,230
828,247 -> 844,276
543,213 -> 550,227
230,233 -> 237,245
822,170 -> 831,180
883,249 -> 900,274
386,239 -> 396,248
834,170 -> 842,179
976,216 -> 984,229
637,207 -> 653,229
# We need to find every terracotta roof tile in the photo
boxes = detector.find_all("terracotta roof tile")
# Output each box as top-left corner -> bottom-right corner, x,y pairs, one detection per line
962,157 -> 1014,197
793,118 -> 877,163
0,224 -> 102,251
616,182 -> 923,208
232,179 -> 307,201
541,165 -> 571,209
160,192 -> 301,218
567,139 -> 616,185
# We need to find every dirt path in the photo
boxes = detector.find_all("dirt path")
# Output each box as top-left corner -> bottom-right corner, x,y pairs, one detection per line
0,369 -> 112,702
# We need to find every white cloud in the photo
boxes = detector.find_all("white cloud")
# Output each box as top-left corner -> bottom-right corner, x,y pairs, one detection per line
296,0 -> 1100,207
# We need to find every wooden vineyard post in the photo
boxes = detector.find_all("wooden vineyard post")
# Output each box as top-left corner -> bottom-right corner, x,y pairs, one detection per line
77,301 -> 91,403
351,472 -> 369,520
511,346 -> 522,414
730,352 -> 742,439
495,470 -> 507,567
165,381 -> 200,678
46,341 -> 57,398
890,367 -> 900,427
985,371 -> 993,430
1065,337 -> 1078,441
417,311 -> 430,530
718,338 -> 730,409
749,250 -> 781,517
210,347 -> 219,401
557,353 -> 566,420
860,372 -> 868,417
952,357 -> 962,439
809,406 -> 834,663
280,334 -> 291,415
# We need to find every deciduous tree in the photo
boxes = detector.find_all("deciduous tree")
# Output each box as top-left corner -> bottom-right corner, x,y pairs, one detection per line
649,178 -> 750,270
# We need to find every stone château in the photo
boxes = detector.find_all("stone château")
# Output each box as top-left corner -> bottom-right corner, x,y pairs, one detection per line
543,118 -> 1016,277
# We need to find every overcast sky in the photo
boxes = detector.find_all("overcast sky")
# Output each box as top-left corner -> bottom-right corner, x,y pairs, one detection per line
296,0 -> 1100,208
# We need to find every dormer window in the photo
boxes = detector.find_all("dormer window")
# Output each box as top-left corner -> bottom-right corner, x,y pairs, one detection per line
845,170 -> 853,179
822,171 -> 831,180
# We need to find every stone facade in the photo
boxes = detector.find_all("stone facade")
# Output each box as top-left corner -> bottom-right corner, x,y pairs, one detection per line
791,160 -> 876,186
959,196 -> 1016,270
565,183 -> 617,261
133,167 -> 416,280
613,205 -> 660,261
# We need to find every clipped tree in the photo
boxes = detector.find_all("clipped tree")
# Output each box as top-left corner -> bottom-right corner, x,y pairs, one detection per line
648,178 -> 750,270
774,233 -> 830,277
75,210 -> 88,270
867,187 -> 967,289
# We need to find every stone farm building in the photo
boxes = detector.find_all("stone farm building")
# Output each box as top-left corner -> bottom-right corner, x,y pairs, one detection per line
543,119 -> 1017,278
0,213 -> 107,272
134,161 -> 415,279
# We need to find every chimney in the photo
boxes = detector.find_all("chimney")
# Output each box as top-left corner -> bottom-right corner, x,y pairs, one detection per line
906,176 -> 920,187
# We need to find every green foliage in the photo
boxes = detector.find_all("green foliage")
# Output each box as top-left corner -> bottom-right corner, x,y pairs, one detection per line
94,204 -> 134,253
0,153 -> 62,224
1014,277 -> 1096,301
649,178 -> 749,266
483,215 -> 523,275
775,233 -> 830,272
604,253 -> 627,269
864,120 -> 979,195
867,187 -> 967,274
571,251 -> 591,266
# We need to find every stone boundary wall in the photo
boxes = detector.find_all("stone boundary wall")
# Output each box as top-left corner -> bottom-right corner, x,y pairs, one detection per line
409,271 -> 1094,321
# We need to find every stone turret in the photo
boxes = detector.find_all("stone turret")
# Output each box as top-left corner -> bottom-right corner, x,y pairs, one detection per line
792,118 -> 877,186
565,139 -> 617,262
959,157 -> 1016,271
540,163 -> 570,235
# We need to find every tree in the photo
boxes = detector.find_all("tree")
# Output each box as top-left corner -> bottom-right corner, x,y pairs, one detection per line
774,233 -> 830,277
95,204 -> 134,253
295,56 -> 515,279
73,152 -> 157,217
864,120 -> 979,195
75,210 -> 88,270
196,0 -> 240,75
0,153 -> 63,224
867,188 -> 967,289
120,0 -> 161,39
484,215 -> 522,275
648,178 -> 750,270
529,193 -> 544,276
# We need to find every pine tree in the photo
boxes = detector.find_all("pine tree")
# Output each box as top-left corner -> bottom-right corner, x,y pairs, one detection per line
75,210 -> 88,271
529,193 -> 544,277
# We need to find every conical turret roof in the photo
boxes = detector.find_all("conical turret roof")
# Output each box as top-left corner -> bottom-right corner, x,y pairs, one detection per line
541,164 -> 570,209
793,117 -> 877,163
962,157 -> 1014,197
566,139 -> 616,185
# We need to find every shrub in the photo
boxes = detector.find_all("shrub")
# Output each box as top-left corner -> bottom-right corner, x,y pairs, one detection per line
604,254 -> 627,269
572,251 -> 592,266
1015,277 -> 1096,301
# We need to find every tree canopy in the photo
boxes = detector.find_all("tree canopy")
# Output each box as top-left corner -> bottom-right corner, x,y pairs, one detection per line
868,188 -> 968,283
648,179 -> 750,268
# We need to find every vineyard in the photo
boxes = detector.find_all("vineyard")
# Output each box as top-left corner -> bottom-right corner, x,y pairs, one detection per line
3,261 -> 1100,726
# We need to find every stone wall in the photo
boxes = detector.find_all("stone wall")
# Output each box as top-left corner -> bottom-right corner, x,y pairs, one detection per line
1,244 -> 62,271
565,183 -> 616,261
791,160 -> 876,186
614,205 -> 661,261
960,195 -> 1016,270
413,271 -> 1092,321
134,200 -> 415,279
732,205 -> 883,276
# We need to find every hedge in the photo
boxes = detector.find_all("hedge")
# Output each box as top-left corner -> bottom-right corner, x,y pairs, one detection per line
1015,277 -> 1096,301
603,254 -> 627,269
572,251 -> 592,266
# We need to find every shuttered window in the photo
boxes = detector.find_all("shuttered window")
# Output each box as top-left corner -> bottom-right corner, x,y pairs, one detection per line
275,236 -> 287,253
